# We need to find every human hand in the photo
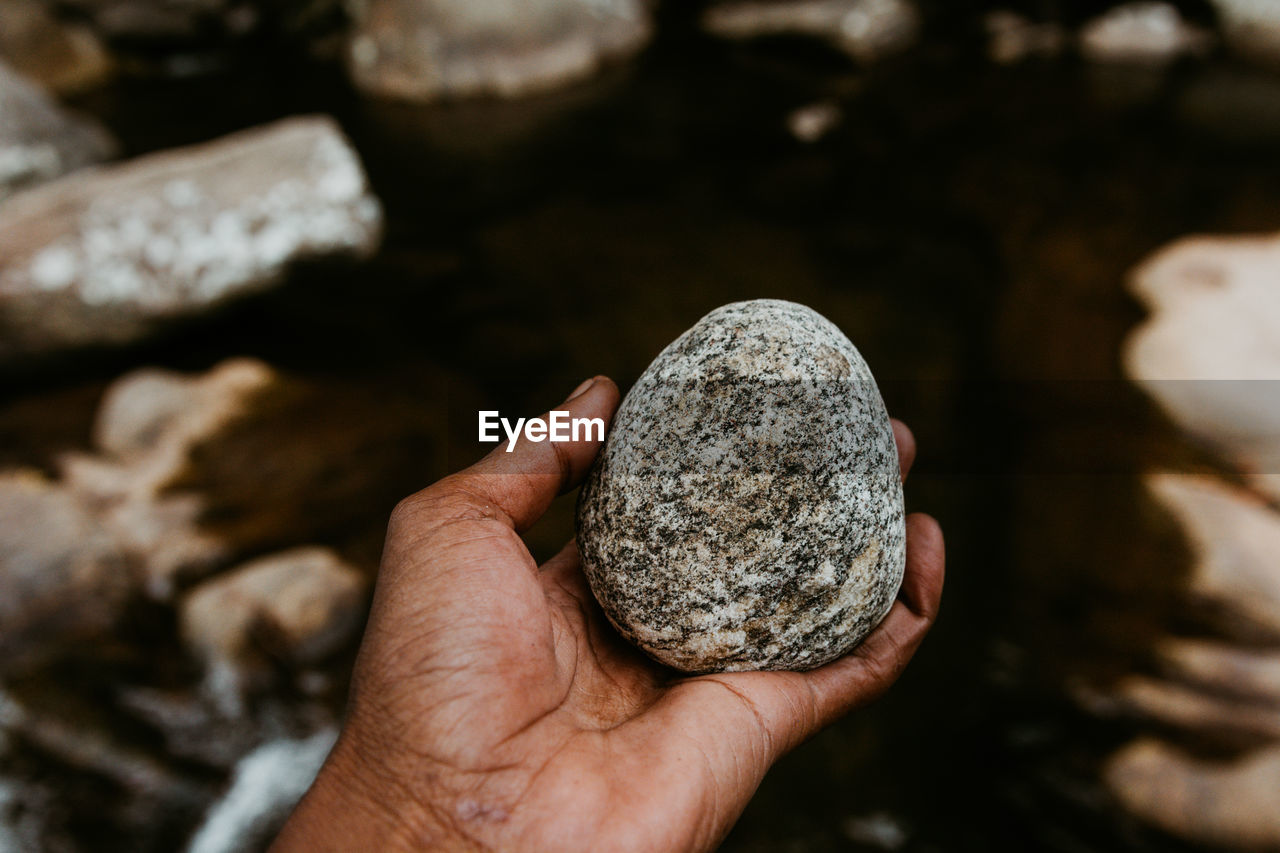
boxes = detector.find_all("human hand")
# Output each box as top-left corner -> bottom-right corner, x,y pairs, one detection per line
274,376 -> 945,853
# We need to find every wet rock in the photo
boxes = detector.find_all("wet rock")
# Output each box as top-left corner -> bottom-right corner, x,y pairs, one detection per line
1079,2 -> 1212,64
577,299 -> 905,672
60,358 -> 444,600
346,0 -> 653,102
1212,0 -> 1280,66
57,0 -> 254,42
1157,638 -> 1280,705
0,61 -> 115,203
179,547 -> 366,683
185,728 -> 336,853
1125,235 -> 1280,502
63,359 -> 279,596
702,0 -> 920,64
1146,473 -> 1280,643
1077,675 -> 1280,749
786,101 -> 842,143
1105,739 -> 1280,849
984,11 -> 1066,65
0,470 -> 133,677
0,115 -> 382,360
0,0 -> 114,95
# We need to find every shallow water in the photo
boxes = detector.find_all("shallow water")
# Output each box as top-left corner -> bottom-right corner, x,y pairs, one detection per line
6,6 -> 1280,851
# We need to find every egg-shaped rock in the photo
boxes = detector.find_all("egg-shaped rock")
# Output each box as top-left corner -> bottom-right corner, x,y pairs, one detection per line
576,299 -> 906,673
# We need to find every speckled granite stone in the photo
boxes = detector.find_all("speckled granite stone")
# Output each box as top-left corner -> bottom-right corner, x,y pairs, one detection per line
576,299 -> 905,673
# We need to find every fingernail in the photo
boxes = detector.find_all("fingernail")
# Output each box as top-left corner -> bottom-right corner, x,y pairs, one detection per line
565,377 -> 597,403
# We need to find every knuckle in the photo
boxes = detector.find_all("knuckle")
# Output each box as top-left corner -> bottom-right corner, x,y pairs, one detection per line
389,478 -> 504,533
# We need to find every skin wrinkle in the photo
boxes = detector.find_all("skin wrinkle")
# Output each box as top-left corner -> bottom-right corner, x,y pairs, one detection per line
272,378 -> 943,853
503,732 -> 593,842
565,594 -> 646,730
695,677 -> 775,769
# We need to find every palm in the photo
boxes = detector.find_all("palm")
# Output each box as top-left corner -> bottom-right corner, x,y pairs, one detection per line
277,377 -> 944,853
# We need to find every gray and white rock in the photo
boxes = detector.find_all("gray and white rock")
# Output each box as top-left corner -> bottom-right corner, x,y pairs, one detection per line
576,299 -> 905,672
0,115 -> 382,359
702,0 -> 920,64
1124,234 -> 1280,502
0,61 -> 115,203
346,0 -> 653,102
1079,2 -> 1212,64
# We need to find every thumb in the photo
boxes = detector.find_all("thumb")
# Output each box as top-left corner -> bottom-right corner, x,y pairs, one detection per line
400,376 -> 620,534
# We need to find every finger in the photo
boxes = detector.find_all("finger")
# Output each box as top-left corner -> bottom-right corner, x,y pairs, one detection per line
396,376 -> 620,534
891,418 -> 915,482
650,512 -> 944,777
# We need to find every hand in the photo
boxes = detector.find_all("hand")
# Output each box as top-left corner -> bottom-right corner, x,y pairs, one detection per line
274,376 -> 945,853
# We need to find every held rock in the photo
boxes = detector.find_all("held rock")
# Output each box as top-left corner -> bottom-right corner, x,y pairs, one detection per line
576,299 -> 905,673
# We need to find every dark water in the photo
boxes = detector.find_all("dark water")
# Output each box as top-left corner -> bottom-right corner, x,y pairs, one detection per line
6,4 -> 1280,850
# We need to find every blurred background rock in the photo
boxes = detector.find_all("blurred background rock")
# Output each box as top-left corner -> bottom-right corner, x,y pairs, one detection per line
2,0 -> 1280,851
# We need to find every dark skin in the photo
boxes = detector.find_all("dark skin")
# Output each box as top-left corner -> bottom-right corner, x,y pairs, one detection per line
274,376 -> 945,852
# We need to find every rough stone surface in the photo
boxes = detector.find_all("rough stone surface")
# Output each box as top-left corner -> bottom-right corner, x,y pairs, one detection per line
576,299 -> 905,673
1078,2 -> 1212,64
702,0 -> 920,64
0,0 -> 114,95
1105,740 -> 1280,850
0,471 -> 133,676
0,115 -> 383,360
1124,233 -> 1280,502
346,0 -> 653,102
0,61 -> 115,203
179,546 -> 367,674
